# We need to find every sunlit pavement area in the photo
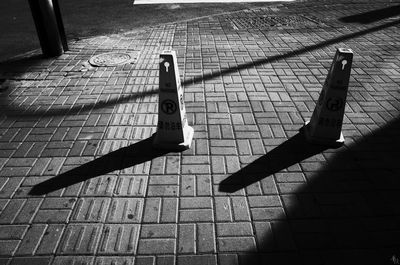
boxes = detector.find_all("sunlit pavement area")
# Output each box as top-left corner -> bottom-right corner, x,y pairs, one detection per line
0,0 -> 400,264
133,0 -> 295,4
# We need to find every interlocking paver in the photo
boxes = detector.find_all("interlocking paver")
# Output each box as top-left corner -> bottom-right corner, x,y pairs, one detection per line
0,0 -> 400,264
98,224 -> 140,254
107,198 -> 143,223
177,255 -> 217,265
58,224 -> 102,254
9,257 -> 52,265
137,238 -> 176,255
52,256 -> 94,265
71,197 -> 110,222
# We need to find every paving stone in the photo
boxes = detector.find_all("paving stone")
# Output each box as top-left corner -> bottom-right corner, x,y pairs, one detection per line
41,197 -> 76,209
0,199 -> 25,224
248,195 -> 282,208
179,209 -> 214,223
80,175 -> 117,197
141,224 -> 177,239
33,209 -> 70,223
149,157 -> 166,175
180,197 -> 212,209
0,258 -> 10,265
134,256 -> 155,265
210,156 -> 225,174
218,254 -> 239,265
231,197 -> 251,222
179,197 -> 214,223
98,224 -> 140,254
70,198 -> 110,222
1,0 -> 400,262
177,255 -> 217,265
155,256 -> 175,265
36,224 -> 65,254
94,256 -> 135,265
5,158 -> 36,168
147,176 -> 179,197
216,223 -> 253,237
218,237 -> 256,252
113,176 -> 147,197
15,224 -> 46,255
0,225 -> 27,240
0,177 -> 23,198
9,257 -> 52,265
52,256 -> 94,265
178,224 -> 195,254
58,224 -> 102,254
259,177 -> 279,195
149,175 -> 178,185
106,198 -> 143,223
189,175 -> 212,196
137,238 -> 176,255
251,207 -> 286,221
0,240 -> 19,256
142,198 -> 178,223
215,197 -> 233,222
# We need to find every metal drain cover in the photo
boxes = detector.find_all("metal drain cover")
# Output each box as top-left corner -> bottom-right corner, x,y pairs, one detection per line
89,52 -> 138,67
229,15 -> 322,30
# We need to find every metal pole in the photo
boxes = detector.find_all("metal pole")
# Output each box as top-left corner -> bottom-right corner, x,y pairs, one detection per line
28,0 -> 64,57
52,0 -> 68,51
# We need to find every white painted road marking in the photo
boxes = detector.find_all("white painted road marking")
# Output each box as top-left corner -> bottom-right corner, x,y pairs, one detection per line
134,0 -> 294,4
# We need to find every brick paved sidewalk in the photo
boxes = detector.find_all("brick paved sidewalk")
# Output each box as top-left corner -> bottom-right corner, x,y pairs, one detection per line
0,0 -> 400,264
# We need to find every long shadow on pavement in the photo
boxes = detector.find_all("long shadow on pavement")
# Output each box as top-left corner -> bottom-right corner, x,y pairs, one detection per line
1,89 -> 158,117
0,54 -> 45,73
0,55 -> 158,117
29,135 -> 168,195
220,117 -> 400,264
219,130 -> 328,193
339,4 -> 400,24
183,19 -> 400,86
2,19 -> 398,118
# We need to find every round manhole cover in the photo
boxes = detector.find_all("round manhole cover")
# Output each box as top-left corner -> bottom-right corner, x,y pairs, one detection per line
89,52 -> 136,67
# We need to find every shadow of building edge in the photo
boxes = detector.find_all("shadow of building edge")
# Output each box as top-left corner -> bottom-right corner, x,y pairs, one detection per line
339,4 -> 400,24
220,117 -> 400,265
29,135 -> 169,195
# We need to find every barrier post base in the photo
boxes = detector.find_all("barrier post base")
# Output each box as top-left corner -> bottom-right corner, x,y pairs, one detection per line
153,125 -> 194,152
302,121 -> 344,148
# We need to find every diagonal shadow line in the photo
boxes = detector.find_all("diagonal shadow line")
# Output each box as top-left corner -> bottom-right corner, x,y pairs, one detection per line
0,54 -> 45,72
339,4 -> 400,24
182,19 -> 400,86
29,136 -> 168,195
1,89 -> 158,117
219,130 -> 328,193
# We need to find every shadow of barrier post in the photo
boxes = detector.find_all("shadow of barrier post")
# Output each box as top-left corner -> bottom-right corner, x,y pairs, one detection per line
29,136 -> 168,195
219,131 -> 328,193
